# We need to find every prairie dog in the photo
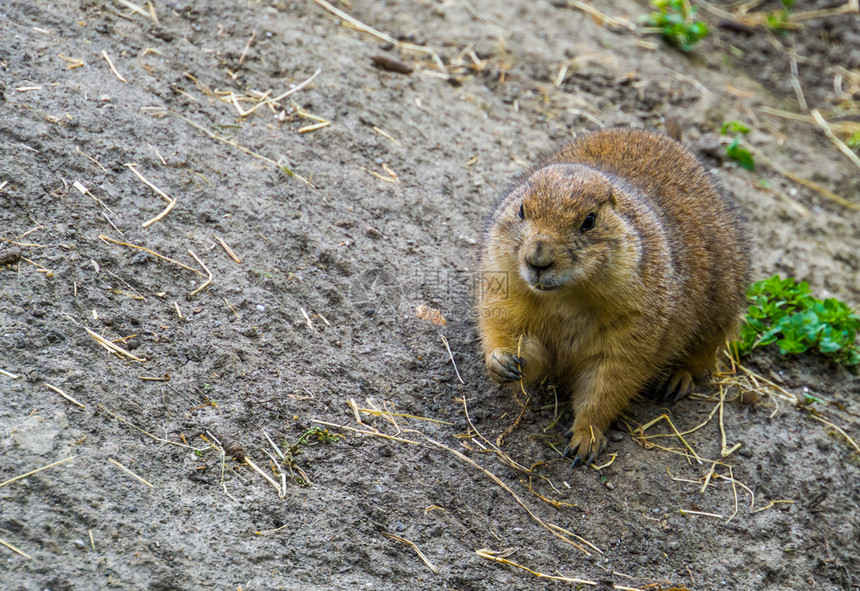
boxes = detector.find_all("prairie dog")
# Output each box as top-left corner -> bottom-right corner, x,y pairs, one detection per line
477,128 -> 750,465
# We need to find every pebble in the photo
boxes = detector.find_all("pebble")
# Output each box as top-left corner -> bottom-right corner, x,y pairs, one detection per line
73,539 -> 86,549
256,304 -> 265,312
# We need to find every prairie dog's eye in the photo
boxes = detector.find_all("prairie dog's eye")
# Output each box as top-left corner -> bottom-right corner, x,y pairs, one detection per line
517,203 -> 525,220
580,212 -> 597,232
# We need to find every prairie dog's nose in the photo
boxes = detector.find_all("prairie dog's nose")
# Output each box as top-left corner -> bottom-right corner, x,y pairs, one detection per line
524,239 -> 554,270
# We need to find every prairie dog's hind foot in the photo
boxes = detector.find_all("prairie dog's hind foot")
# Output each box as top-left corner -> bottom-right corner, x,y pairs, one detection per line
660,369 -> 695,403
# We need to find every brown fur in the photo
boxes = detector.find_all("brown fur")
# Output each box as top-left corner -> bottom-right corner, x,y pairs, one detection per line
477,128 -> 751,465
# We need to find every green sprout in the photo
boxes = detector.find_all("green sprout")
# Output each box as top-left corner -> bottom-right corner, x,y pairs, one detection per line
734,275 -> 860,367
643,0 -> 710,52
766,0 -> 795,31
298,426 -> 341,446
721,120 -> 755,170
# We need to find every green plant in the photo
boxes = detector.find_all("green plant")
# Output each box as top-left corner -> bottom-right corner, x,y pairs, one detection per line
298,425 -> 340,446
720,120 -> 755,170
735,275 -> 860,366
643,0 -> 709,52
766,0 -> 795,31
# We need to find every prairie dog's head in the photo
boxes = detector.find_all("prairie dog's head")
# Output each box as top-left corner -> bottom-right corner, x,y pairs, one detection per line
493,164 -> 636,293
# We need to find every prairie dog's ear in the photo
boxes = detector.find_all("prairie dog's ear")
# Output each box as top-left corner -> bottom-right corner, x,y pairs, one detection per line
608,188 -> 617,208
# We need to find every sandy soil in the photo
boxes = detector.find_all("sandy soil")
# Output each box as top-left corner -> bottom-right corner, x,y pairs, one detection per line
2,1 -> 859,589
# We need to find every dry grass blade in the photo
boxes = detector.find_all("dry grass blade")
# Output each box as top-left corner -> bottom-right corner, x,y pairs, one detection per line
811,109 -> 860,171
298,121 -> 331,133
0,456 -> 76,488
97,404 -> 208,451
174,112 -> 310,184
215,235 -> 241,263
546,523 -> 603,554
313,0 -> 444,69
233,69 -> 321,117
566,1 -> 636,31
679,509 -> 723,519
809,414 -> 860,454
788,2 -> 858,22
372,126 -> 401,146
0,368 -> 21,379
752,499 -> 795,513
76,146 -> 107,172
187,249 -> 212,295
73,181 -> 117,215
101,50 -> 128,83
0,538 -> 32,560
243,456 -> 283,495
313,420 -> 421,444
423,437 -> 592,555
737,139 -> 859,210
124,163 -> 177,227
356,408 -> 453,425
475,549 -> 609,587
636,414 -> 706,464
98,234 -> 206,276
440,335 -> 464,384
461,397 -> 531,473
108,457 -> 154,487
380,531 -> 439,573
44,383 -> 85,409
116,0 -> 147,17
85,326 -> 146,361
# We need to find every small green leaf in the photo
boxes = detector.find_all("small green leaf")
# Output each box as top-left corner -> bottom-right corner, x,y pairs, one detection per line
726,138 -> 756,170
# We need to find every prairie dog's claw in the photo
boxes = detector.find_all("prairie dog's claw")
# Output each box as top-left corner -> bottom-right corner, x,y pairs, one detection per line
563,425 -> 607,468
486,349 -> 524,383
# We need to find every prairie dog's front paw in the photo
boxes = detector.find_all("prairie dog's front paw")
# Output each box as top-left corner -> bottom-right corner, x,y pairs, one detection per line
563,423 -> 607,467
486,349 -> 524,383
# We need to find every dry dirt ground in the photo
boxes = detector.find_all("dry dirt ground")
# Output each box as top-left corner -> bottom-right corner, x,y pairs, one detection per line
2,1 -> 860,590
